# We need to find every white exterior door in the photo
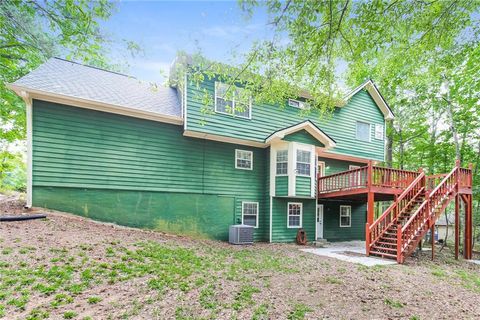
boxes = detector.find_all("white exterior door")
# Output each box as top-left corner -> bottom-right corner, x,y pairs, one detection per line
316,204 -> 324,239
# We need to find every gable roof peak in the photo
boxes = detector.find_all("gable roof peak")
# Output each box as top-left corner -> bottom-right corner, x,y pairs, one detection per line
342,79 -> 395,120
265,120 -> 336,149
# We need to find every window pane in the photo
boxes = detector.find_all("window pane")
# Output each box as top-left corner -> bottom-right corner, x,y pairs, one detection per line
289,216 -> 300,227
340,216 -> 351,227
276,150 -> 288,175
242,202 -> 258,227
236,150 -> 252,169
234,102 -> 250,118
216,97 -> 233,113
296,150 -> 311,176
296,163 -> 310,176
296,150 -> 310,163
356,122 -> 370,141
375,124 -> 384,140
276,163 -> 287,175
243,215 -> 257,227
277,150 -> 288,162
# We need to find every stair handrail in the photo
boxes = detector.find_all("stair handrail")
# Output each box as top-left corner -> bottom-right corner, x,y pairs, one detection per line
428,165 -> 458,200
399,166 -> 458,256
367,171 -> 425,249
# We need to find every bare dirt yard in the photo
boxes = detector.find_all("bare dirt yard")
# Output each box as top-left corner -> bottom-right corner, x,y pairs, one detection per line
1,194 -> 480,320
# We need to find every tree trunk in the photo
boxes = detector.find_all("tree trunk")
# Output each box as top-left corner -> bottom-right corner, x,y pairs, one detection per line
386,122 -> 393,168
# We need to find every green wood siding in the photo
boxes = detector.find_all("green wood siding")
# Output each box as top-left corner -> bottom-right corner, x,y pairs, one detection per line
321,201 -> 366,241
264,148 -> 271,241
283,130 -> 325,147
295,176 -> 311,197
319,157 -> 365,176
271,198 -> 316,242
275,176 -> 288,196
32,100 -> 268,240
34,187 -> 235,240
186,78 -> 385,161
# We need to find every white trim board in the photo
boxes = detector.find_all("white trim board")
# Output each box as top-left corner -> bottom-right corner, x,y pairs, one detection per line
7,84 -> 184,126
265,121 -> 336,149
341,80 -> 394,120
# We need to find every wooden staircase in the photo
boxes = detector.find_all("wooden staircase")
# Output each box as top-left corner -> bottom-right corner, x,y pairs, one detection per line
366,162 -> 473,263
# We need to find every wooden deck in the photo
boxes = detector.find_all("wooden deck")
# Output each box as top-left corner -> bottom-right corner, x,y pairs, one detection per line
317,164 -> 421,201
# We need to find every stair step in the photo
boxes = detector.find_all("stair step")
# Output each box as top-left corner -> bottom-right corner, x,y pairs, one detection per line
369,251 -> 398,259
372,245 -> 397,252
376,241 -> 396,246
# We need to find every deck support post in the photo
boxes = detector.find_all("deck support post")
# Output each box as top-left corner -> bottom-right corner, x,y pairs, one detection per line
431,225 -> 435,261
463,194 -> 473,260
454,159 -> 460,260
365,223 -> 370,256
454,193 -> 460,260
367,161 -> 374,225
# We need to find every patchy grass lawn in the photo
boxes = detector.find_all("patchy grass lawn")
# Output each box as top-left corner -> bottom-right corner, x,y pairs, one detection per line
1,208 -> 480,319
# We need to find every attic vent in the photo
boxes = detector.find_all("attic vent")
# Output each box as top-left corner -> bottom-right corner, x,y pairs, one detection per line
229,225 -> 254,244
288,99 -> 307,109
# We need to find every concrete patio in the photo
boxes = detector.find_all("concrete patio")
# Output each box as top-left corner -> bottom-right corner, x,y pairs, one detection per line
301,241 -> 397,266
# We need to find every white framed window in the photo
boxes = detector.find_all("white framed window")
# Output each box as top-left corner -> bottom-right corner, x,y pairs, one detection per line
296,149 -> 311,176
339,205 -> 352,227
215,82 -> 252,119
235,149 -> 253,170
356,121 -> 371,142
276,150 -> 288,175
288,99 -> 308,110
287,202 -> 302,228
375,124 -> 384,140
242,202 -> 258,228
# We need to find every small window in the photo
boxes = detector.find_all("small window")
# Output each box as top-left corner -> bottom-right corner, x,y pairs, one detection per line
375,124 -> 384,140
288,99 -> 308,109
356,121 -> 371,142
215,82 -> 251,119
296,150 -> 311,176
235,149 -> 253,170
288,202 -> 302,228
339,205 -> 351,227
276,150 -> 288,175
242,202 -> 258,228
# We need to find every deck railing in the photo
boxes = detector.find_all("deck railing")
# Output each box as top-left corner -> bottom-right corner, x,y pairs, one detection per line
366,172 -> 426,255
317,162 -> 420,195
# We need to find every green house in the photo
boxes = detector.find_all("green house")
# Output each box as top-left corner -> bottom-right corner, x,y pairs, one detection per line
9,57 -> 395,243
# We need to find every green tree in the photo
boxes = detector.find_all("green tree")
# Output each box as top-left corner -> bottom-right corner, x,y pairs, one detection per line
0,0 -> 136,189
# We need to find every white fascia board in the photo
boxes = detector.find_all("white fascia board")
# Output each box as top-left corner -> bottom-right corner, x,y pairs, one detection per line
265,121 -> 336,149
7,84 -> 184,126
341,80 -> 394,121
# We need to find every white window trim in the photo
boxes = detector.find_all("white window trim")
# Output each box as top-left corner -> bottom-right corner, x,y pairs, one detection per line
374,123 -> 384,140
288,98 -> 308,110
287,202 -> 303,228
214,81 -> 252,119
241,201 -> 259,228
235,149 -> 253,170
295,148 -> 311,177
356,121 -> 371,142
317,161 -> 325,177
339,205 -> 352,228
276,149 -> 288,176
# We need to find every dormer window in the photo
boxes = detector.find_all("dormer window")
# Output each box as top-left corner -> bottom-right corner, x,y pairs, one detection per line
288,99 -> 308,110
215,82 -> 251,119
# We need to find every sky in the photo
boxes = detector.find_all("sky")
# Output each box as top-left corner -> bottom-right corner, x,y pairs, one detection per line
102,1 -> 273,83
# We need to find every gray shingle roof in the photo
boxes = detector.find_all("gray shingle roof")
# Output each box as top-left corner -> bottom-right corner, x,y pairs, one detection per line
12,58 -> 181,118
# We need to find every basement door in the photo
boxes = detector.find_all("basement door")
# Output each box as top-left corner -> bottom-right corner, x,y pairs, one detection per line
316,204 -> 324,239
